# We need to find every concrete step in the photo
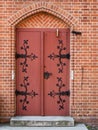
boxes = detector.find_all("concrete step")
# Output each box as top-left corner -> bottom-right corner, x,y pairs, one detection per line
0,124 -> 88,130
10,116 -> 74,127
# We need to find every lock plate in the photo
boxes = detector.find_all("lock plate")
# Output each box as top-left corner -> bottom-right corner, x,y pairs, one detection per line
44,71 -> 52,79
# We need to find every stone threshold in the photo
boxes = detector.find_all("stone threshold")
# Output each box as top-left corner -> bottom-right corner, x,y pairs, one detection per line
10,116 -> 74,127
0,124 -> 88,130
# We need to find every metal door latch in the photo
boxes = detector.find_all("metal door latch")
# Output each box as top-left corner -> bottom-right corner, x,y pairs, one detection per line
44,71 -> 52,79
56,29 -> 59,37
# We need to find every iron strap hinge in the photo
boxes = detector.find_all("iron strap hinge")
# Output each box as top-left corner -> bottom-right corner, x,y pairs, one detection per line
16,53 -> 26,59
59,53 -> 70,59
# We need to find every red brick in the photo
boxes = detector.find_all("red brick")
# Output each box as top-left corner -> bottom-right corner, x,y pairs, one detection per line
0,0 -> 98,126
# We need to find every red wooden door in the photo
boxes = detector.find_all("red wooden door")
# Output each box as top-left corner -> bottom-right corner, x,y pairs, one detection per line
16,28 -> 70,116
16,29 -> 41,115
44,29 -> 70,115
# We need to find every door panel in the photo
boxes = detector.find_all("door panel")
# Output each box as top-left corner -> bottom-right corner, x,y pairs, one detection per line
16,28 -> 70,116
16,29 -> 41,115
44,29 -> 70,115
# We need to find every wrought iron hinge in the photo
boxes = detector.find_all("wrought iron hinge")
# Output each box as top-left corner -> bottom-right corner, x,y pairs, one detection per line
60,53 -> 70,59
48,90 -> 70,97
15,89 -> 38,97
64,90 -> 70,96
58,90 -> 70,97
16,53 -> 26,59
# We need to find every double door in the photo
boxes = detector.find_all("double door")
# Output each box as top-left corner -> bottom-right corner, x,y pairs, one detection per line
16,28 -> 70,116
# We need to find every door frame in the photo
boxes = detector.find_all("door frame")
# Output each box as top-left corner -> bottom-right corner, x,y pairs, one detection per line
16,28 -> 70,116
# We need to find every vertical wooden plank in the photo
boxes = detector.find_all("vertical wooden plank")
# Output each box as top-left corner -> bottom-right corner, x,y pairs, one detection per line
44,29 -> 70,116
16,29 -> 41,115
40,31 -> 44,115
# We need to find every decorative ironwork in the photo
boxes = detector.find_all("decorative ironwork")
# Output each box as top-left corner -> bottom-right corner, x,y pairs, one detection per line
16,40 -> 38,73
16,40 -> 38,110
16,76 -> 38,110
48,77 -> 70,110
48,90 -> 70,97
48,40 -> 70,73
44,71 -> 52,79
72,30 -> 82,35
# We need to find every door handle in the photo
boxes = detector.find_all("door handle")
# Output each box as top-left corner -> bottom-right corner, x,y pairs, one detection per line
44,71 -> 52,79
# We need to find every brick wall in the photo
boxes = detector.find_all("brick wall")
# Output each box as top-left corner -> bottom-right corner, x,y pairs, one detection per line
0,0 -> 98,126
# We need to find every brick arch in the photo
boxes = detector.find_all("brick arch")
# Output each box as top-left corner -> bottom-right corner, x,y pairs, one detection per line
16,12 -> 69,28
8,2 -> 79,28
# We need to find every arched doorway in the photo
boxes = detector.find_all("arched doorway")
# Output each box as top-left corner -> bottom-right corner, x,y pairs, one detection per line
15,12 -> 70,116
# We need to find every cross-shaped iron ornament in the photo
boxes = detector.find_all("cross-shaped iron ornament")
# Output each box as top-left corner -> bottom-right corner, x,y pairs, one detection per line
48,77 -> 70,110
16,40 -> 38,111
15,76 -> 38,110
48,40 -> 70,73
16,40 -> 38,73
